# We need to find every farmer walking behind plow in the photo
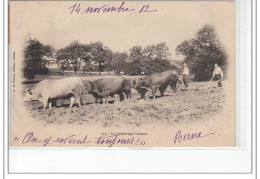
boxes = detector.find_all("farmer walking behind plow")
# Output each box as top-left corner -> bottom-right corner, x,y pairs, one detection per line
212,63 -> 223,87
181,63 -> 189,88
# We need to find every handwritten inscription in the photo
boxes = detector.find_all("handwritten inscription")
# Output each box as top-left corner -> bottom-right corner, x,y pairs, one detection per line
53,134 -> 91,145
17,132 -> 145,147
174,130 -> 215,144
95,135 -> 145,147
68,2 -> 158,14
15,130 -> 215,146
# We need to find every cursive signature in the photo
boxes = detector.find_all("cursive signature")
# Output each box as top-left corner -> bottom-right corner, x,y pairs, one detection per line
174,130 -> 215,144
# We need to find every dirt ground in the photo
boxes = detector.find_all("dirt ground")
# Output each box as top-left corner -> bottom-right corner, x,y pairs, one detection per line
23,76 -> 225,128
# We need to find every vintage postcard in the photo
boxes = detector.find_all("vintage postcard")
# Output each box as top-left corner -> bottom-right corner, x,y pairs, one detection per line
9,1 -> 235,147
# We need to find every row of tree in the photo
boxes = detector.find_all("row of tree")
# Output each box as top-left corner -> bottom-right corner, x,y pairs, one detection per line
24,25 -> 228,81
24,39 -> 176,79
105,43 -> 176,75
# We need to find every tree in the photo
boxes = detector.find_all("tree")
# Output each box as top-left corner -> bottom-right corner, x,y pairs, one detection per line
126,43 -> 174,75
176,25 -> 228,81
83,61 -> 97,73
128,46 -> 143,62
143,42 -> 170,61
84,42 -> 112,73
104,52 -> 128,73
56,41 -> 88,73
23,39 -> 54,79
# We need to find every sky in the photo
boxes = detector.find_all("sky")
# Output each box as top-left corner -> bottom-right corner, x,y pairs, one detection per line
10,1 -> 235,61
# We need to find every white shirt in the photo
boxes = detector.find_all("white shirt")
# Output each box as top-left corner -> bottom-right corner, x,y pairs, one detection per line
212,67 -> 223,79
183,67 -> 189,75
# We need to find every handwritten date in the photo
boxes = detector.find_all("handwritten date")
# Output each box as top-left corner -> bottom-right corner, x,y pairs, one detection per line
68,2 -> 157,14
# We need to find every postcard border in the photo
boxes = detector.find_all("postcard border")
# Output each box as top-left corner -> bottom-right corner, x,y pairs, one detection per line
3,0 -> 257,176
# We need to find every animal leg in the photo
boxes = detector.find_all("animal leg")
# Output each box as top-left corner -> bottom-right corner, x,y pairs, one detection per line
75,94 -> 82,107
137,88 -> 147,99
170,82 -> 177,93
159,88 -> 165,96
52,98 -> 57,107
79,96 -> 83,106
173,87 -> 177,93
69,96 -> 76,108
124,90 -> 132,99
127,93 -> 132,99
49,102 -> 52,110
105,97 -> 109,104
151,86 -> 157,99
42,97 -> 49,110
77,97 -> 82,107
119,93 -> 124,101
140,92 -> 145,99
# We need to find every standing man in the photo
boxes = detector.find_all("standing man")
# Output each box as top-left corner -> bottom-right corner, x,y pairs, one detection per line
212,63 -> 223,87
182,63 -> 189,87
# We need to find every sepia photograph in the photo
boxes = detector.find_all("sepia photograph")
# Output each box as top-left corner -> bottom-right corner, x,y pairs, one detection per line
9,1 -> 235,147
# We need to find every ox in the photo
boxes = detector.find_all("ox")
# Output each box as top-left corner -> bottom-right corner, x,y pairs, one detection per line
24,77 -> 84,109
83,77 -> 132,104
133,70 -> 182,99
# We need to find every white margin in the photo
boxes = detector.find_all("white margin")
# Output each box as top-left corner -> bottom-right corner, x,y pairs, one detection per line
3,0 -> 257,178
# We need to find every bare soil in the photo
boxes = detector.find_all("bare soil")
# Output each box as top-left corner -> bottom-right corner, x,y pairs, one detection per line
23,76 -> 225,128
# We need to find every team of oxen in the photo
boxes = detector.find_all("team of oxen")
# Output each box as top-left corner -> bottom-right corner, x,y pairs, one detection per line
24,70 -> 183,110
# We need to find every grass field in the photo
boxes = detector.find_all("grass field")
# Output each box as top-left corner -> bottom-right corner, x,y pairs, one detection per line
23,75 -> 225,127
